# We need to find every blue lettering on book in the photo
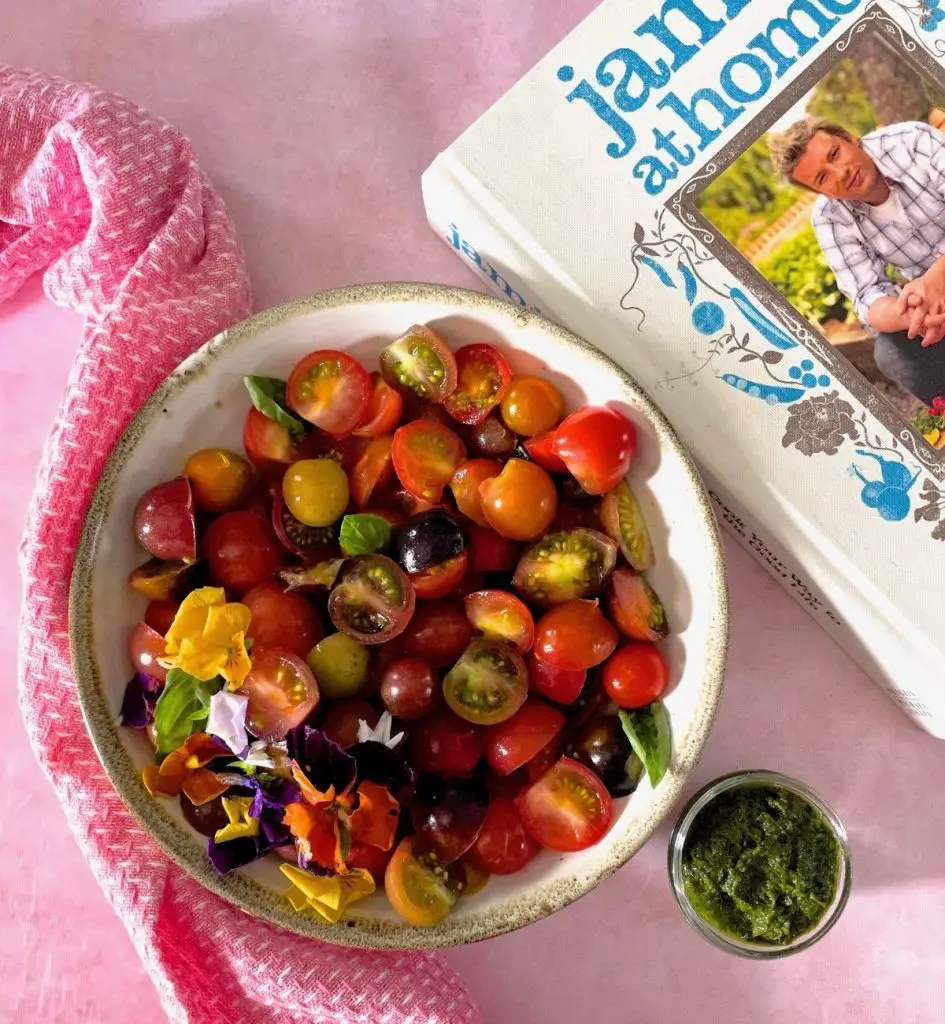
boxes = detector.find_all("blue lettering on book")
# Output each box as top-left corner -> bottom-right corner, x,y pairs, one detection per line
446,223 -> 544,314
556,0 -> 863,195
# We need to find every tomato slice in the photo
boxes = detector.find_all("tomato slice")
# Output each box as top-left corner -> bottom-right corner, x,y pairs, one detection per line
464,590 -> 535,653
238,646 -> 320,741
286,350 -> 372,436
327,554 -> 416,644
552,407 -> 636,495
517,756 -> 613,852
483,698 -> 566,776
443,638 -> 529,725
524,431 -> 568,474
385,836 -> 461,926
353,372 -> 404,437
380,325 -> 458,403
351,435 -> 395,509
408,552 -> 468,600
449,459 -> 502,527
466,797 -> 539,875
444,344 -> 514,426
391,420 -> 467,502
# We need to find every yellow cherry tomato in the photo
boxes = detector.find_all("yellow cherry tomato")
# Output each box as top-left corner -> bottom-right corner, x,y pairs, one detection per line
283,459 -> 349,527
500,375 -> 565,437
183,448 -> 252,512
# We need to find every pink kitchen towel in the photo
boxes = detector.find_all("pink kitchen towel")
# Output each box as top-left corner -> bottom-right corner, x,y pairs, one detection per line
6,65 -> 479,1024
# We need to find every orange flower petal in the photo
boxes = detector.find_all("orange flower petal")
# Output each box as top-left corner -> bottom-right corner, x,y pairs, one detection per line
160,732 -> 227,776
291,761 -> 336,807
284,801 -> 340,872
349,781 -> 400,852
143,764 -> 185,798
181,768 -> 229,806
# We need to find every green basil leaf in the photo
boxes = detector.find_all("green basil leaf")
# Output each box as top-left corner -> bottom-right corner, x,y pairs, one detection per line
339,513 -> 392,556
243,375 -> 307,440
618,702 -> 672,787
153,669 -> 222,756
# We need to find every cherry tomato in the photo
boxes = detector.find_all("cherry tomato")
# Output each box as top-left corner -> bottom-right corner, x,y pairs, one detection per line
527,652 -> 586,705
243,581 -> 324,658
607,569 -> 668,643
401,600 -> 473,667
351,435 -> 394,509
468,526 -> 521,573
409,708 -> 484,774
347,841 -> 393,885
479,459 -> 558,541
392,420 -> 467,502
380,325 -> 459,403
134,477 -> 197,562
129,622 -> 168,683
320,698 -> 378,748
271,492 -> 340,562
385,836 -> 460,927
444,344 -> 513,425
533,600 -> 618,672
238,646 -> 319,741
282,459 -> 349,527
524,733 -> 565,784
306,633 -> 370,699
128,558 -> 192,601
470,413 -> 517,458
464,590 -> 534,653
553,407 -> 636,495
513,528 -> 617,607
500,375 -> 565,437
287,350 -> 372,436
328,554 -> 415,644
203,511 -> 285,594
443,638 -> 529,725
183,448 -> 253,512
353,372 -> 404,438
517,756 -> 613,852
379,656 -> 440,719
523,431 -> 568,474
144,599 -> 180,636
180,793 -> 231,838
483,698 -> 566,776
465,796 -> 538,875
243,407 -> 304,477
602,643 -> 668,708
410,551 -> 468,600
449,459 -> 502,526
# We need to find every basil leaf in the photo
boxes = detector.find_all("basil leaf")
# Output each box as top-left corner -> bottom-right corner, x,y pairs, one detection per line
339,513 -> 392,556
243,376 -> 306,440
618,702 -> 671,787
153,669 -> 222,756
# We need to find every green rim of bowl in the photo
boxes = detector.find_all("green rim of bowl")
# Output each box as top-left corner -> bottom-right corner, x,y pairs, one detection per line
69,281 -> 729,949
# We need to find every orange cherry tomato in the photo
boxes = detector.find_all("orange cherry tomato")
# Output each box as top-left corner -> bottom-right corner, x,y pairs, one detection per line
444,344 -> 513,426
351,435 -> 395,509
500,375 -> 565,437
391,420 -> 467,502
478,459 -> 558,541
184,448 -> 253,512
385,836 -> 458,926
449,459 -> 502,526
602,643 -> 668,708
354,372 -> 404,437
533,600 -> 618,672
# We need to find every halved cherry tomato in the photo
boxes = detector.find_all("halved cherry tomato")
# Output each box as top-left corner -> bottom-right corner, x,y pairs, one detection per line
449,459 -> 501,526
243,407 -> 304,477
516,756 -> 613,852
443,638 -> 529,725
392,420 -> 467,502
380,325 -> 458,403
134,477 -> 197,562
527,652 -> 586,705
203,511 -> 285,594
468,526 -> 522,573
500,375 -> 565,437
444,344 -> 513,425
552,407 -> 636,495
351,435 -> 395,509
464,590 -> 534,653
466,796 -> 539,875
287,350 -> 372,436
271,492 -> 340,562
602,643 -> 668,708
524,431 -> 568,474
353,372 -> 404,438
328,554 -> 416,644
533,600 -> 618,672
409,551 -> 469,600
183,448 -> 253,513
238,646 -> 320,742
402,600 -> 473,667
479,459 -> 558,541
129,622 -> 168,683
127,558 -> 193,601
243,581 -> 324,658
144,599 -> 180,636
409,708 -> 484,774
385,836 -> 460,926
484,698 -> 566,776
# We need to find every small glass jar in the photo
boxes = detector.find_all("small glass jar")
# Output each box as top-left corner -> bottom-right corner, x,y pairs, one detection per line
668,770 -> 852,959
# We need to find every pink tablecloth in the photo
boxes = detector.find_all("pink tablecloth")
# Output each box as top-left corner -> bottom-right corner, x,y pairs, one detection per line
3,3 -> 945,1022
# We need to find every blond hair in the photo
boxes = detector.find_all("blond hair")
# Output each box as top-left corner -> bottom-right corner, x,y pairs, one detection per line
768,117 -> 856,186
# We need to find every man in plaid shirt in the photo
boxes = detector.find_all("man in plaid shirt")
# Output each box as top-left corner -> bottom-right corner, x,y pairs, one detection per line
769,116 -> 945,405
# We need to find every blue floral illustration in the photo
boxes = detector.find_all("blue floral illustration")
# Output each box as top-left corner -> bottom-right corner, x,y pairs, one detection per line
849,451 -> 920,521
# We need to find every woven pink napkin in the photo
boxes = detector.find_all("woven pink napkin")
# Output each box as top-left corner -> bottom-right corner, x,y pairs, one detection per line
7,65 -> 479,1024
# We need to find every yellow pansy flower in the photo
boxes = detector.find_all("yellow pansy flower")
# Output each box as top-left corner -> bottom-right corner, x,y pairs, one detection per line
160,587 -> 253,687
280,864 -> 375,924
213,796 -> 260,843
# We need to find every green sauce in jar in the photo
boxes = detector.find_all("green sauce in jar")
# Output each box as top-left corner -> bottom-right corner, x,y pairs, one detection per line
681,784 -> 841,946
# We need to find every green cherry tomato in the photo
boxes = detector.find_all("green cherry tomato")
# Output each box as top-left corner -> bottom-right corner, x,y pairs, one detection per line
306,632 -> 370,699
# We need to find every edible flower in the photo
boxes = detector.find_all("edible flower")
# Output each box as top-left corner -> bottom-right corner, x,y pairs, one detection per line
357,710 -> 404,749
280,863 -> 375,923
118,672 -> 162,729
213,796 -> 260,843
207,776 -> 299,874
207,690 -> 250,754
142,732 -> 229,804
159,587 -> 252,688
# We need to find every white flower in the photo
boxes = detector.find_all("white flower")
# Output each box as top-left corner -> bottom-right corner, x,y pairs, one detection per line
207,690 -> 249,755
357,710 -> 405,749
242,740 -> 275,770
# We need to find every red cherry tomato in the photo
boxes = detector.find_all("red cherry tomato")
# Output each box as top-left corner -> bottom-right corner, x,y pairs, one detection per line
134,477 -> 197,562
465,797 -> 539,875
238,646 -> 319,742
527,652 -> 586,705
517,756 -> 613,852
129,622 -> 168,683
392,420 -> 467,502
320,698 -> 378,748
464,590 -> 534,653
270,492 -> 341,562
533,600 -> 618,672
203,511 -> 285,594
242,581 -> 324,658
286,349 -> 372,437
602,643 -> 668,708
379,656 -> 440,719
353,372 -> 404,438
468,526 -> 522,573
552,407 -> 636,495
444,344 -> 514,425
409,551 -> 468,600
243,407 -> 304,477
401,600 -> 473,668
524,431 -> 568,474
350,435 -> 395,509
409,708 -> 484,774
347,841 -> 393,884
449,459 -> 502,526
483,698 -> 566,776
144,599 -> 180,636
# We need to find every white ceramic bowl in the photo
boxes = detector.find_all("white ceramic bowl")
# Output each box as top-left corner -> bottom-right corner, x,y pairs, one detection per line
70,283 -> 728,949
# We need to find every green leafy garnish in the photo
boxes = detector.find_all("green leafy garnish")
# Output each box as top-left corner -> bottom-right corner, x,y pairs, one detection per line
339,513 -> 392,556
153,669 -> 223,756
243,375 -> 307,440
618,701 -> 671,787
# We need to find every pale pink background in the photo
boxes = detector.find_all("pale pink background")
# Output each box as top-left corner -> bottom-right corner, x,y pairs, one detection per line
2,2 -> 944,1021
